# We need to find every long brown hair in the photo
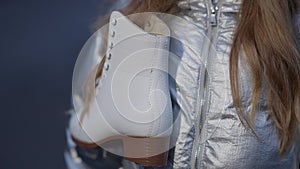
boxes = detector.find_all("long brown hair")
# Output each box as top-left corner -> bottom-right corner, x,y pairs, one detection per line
92,0 -> 300,154
230,0 -> 300,154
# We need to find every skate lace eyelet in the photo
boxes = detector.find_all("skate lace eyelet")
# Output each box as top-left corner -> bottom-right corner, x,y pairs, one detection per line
108,53 -> 112,60
104,63 -> 110,71
111,31 -> 115,37
111,18 -> 117,26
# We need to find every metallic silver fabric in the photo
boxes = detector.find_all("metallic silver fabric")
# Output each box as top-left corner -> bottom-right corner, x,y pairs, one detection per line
170,0 -> 300,168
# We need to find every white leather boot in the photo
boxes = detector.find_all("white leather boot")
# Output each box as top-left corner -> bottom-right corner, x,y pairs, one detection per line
70,11 -> 172,166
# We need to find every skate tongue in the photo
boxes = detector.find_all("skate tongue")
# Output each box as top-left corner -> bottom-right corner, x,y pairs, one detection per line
109,11 -> 147,45
110,11 -> 170,38
143,15 -> 170,36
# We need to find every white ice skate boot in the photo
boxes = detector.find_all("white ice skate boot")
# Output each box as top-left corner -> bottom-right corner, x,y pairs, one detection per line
70,11 -> 172,166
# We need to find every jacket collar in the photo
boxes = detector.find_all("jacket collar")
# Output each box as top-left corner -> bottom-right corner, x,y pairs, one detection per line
178,0 -> 242,13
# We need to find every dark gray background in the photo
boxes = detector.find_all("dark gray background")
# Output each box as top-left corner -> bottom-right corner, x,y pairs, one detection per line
0,0 -> 111,168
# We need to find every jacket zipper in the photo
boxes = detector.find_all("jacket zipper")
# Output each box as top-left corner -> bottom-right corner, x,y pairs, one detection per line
210,0 -> 219,26
191,0 -> 220,168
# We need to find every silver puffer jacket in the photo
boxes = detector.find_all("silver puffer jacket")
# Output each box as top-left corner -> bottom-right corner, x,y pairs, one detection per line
65,0 -> 300,169
168,0 -> 300,168
171,0 -> 300,169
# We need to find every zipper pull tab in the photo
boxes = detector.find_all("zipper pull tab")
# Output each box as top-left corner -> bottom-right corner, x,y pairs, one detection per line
210,5 -> 219,26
